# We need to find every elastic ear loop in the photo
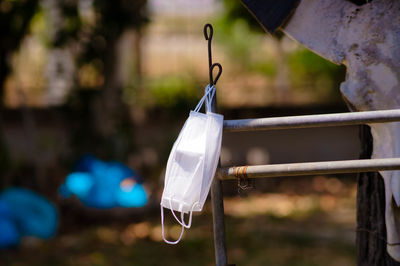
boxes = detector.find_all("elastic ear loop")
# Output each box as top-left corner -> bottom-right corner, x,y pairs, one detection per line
205,85 -> 216,113
207,85 -> 215,102
194,94 -> 207,113
194,85 -> 215,113
161,205 -> 184,244
160,200 -> 201,244
168,197 -> 201,229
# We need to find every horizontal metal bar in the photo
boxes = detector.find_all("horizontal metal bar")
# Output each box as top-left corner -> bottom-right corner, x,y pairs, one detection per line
223,109 -> 400,132
217,158 -> 400,180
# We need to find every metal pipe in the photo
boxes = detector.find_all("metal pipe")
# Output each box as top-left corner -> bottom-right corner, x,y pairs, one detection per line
208,43 -> 228,266
223,109 -> 400,132
218,158 -> 400,180
211,177 -> 228,265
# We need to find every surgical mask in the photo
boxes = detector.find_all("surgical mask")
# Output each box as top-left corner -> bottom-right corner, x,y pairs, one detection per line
161,85 -> 223,244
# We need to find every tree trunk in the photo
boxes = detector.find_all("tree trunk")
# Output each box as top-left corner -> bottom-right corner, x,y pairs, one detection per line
0,50 -> 10,178
90,34 -> 134,161
96,36 -> 123,137
357,125 -> 400,266
133,28 -> 143,89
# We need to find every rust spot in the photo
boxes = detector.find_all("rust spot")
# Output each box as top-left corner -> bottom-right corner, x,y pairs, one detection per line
234,166 -> 248,179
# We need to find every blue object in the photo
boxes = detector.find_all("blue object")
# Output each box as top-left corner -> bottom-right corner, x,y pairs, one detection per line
60,155 -> 148,209
65,172 -> 93,198
59,184 -> 72,198
116,182 -> 148,208
0,200 -> 19,248
0,200 -> 12,218
0,217 -> 20,248
0,188 -> 58,239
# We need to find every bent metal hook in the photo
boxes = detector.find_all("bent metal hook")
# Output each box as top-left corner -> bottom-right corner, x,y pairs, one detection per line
204,24 -> 222,86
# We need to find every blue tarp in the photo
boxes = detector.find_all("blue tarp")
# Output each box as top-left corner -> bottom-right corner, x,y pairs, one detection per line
0,188 -> 58,248
60,155 -> 148,209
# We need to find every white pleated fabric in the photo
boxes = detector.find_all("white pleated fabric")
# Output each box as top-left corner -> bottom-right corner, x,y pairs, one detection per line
161,85 -> 223,244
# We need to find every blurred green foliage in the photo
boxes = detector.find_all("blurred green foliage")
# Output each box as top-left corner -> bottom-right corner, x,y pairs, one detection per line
215,0 -> 345,102
214,18 -> 277,77
288,49 -> 341,79
288,49 -> 346,99
218,0 -> 265,34
0,0 -> 39,89
29,6 -> 47,43
147,76 -> 199,110
214,0 -> 277,76
249,60 -> 277,77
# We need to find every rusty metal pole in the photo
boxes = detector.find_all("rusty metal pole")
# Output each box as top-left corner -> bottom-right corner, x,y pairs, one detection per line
210,91 -> 228,266
218,158 -> 400,180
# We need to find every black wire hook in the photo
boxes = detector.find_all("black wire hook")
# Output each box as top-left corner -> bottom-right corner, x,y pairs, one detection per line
210,63 -> 222,85
204,23 -> 222,86
204,24 -> 213,70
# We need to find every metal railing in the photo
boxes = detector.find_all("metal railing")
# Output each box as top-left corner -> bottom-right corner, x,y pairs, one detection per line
210,108 -> 400,266
218,158 -> 400,180
224,109 -> 400,132
220,109 -> 400,180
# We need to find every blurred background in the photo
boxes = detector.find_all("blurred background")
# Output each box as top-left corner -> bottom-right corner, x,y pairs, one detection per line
0,0 -> 359,265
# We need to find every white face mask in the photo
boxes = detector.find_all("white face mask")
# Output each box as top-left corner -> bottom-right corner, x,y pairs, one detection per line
161,85 -> 223,244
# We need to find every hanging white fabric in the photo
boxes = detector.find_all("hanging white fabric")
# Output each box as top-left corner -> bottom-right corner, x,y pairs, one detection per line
161,85 -> 223,244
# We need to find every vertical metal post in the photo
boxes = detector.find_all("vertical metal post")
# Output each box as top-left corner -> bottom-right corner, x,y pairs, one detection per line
210,94 -> 228,266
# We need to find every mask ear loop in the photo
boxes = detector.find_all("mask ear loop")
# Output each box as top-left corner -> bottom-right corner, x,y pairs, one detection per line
194,85 -> 215,113
194,93 -> 207,113
168,197 -> 202,229
161,205 -> 185,244
205,85 -> 215,113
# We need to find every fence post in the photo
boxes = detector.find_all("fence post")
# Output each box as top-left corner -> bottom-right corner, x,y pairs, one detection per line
210,91 -> 228,266
356,125 -> 400,265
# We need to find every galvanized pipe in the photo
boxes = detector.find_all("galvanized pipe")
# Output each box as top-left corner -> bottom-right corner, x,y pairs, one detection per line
223,109 -> 400,132
209,88 -> 228,265
218,158 -> 400,180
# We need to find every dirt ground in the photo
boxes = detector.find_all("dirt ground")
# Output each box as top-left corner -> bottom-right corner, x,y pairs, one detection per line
1,177 -> 357,266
